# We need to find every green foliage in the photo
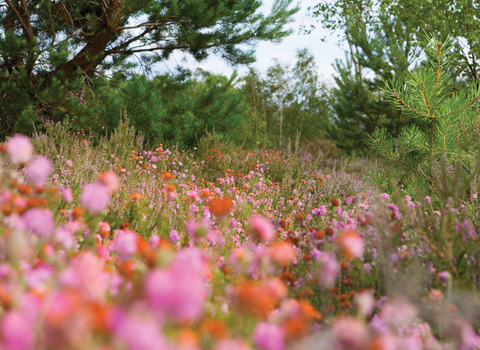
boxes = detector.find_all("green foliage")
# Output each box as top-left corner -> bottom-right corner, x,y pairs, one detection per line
365,36 -> 480,200
309,0 -> 480,154
240,49 -> 333,150
0,0 -> 298,138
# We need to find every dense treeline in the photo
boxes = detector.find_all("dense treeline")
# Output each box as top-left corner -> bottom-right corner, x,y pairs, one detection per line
2,0 -> 480,156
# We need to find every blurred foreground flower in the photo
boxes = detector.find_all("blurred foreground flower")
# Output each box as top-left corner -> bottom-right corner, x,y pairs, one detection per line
27,156 -> 52,185
209,197 -> 233,218
6,134 -> 33,164
250,216 -> 275,242
80,183 -> 110,214
337,230 -> 364,260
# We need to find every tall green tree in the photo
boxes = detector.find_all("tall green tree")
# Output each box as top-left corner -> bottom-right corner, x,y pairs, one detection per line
0,0 -> 298,138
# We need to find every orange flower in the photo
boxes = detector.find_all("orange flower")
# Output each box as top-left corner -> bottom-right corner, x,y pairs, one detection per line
166,184 -> 176,192
233,280 -> 280,318
129,192 -> 142,200
337,230 -> 364,260
269,242 -> 295,267
161,172 -> 175,181
201,190 -> 212,198
72,207 -> 85,219
283,315 -> 308,341
208,197 -> 233,218
17,185 -> 33,195
330,197 -> 340,206
201,318 -> 229,339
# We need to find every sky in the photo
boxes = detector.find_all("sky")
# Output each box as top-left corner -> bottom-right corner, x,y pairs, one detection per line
153,0 -> 347,83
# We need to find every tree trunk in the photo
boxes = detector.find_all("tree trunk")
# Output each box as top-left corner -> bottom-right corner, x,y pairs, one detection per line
56,0 -> 123,76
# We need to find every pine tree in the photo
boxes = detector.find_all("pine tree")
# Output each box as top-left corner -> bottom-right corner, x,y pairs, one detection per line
365,36 -> 480,198
0,0 -> 298,138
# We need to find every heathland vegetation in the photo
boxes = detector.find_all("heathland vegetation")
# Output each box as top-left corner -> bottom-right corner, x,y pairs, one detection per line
1,0 -> 480,349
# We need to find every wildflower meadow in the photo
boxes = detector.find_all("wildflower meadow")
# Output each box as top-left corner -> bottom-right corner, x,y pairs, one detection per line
2,0 -> 480,347
0,110 -> 479,350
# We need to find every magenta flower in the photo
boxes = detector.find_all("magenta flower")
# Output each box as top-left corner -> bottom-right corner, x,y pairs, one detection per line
146,267 -> 206,321
169,229 -> 180,243
316,253 -> 339,289
80,182 -> 110,214
26,156 -> 52,185
249,215 -> 274,242
312,205 -> 327,216
115,230 -> 138,260
6,134 -> 33,164
146,249 -> 207,321
1,312 -> 34,350
253,322 -> 284,350
22,208 -> 54,237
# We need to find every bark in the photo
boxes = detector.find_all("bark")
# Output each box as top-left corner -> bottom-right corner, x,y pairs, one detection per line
56,0 -> 123,76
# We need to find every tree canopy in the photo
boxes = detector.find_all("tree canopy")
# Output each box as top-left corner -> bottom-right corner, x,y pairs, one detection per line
0,0 -> 298,137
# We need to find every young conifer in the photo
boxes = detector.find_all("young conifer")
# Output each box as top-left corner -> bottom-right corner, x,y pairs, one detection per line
365,35 -> 480,199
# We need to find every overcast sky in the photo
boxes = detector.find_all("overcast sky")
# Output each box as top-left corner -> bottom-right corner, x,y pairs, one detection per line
153,0 -> 347,83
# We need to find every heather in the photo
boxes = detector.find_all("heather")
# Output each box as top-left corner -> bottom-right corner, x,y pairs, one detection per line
0,113 -> 479,349
3,0 -> 480,347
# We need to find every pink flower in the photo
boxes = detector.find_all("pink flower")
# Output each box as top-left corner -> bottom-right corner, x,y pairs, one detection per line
115,230 -> 138,260
337,230 -> 364,260
114,312 -> 169,350
169,229 -> 180,243
146,249 -> 208,321
1,312 -> 34,350
80,182 -> 110,214
249,216 -> 274,242
428,289 -> 443,303
149,234 -> 160,248
215,339 -> 250,350
62,188 -> 73,202
55,227 -> 75,250
97,170 -> 119,193
253,322 -> 284,350
332,317 -> 370,350
26,156 -> 52,185
354,290 -> 375,316
60,252 -> 109,302
6,134 -> 33,164
146,268 -> 206,321
380,299 -> 417,329
22,208 -> 54,237
316,253 -> 339,289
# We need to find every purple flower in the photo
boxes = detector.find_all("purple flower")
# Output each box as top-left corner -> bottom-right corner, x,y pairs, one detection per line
312,205 -> 327,216
253,322 -> 284,350
80,182 -> 110,214
169,229 -> 180,243
6,134 -> 33,164
381,193 -> 390,201
425,196 -> 431,204
26,156 -> 52,185
22,208 -> 54,237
